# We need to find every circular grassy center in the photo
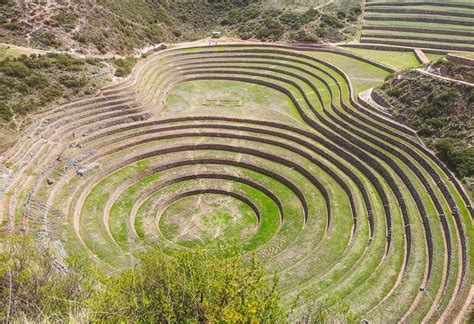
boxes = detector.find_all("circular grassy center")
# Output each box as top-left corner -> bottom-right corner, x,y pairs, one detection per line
159,193 -> 258,248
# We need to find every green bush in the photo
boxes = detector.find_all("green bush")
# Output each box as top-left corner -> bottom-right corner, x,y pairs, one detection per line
435,138 -> 474,178
280,12 -> 302,29
321,14 -> 343,28
72,32 -> 88,44
4,19 -> 20,30
143,24 -> 163,42
59,75 -> 86,88
290,29 -> 319,42
0,235 -> 95,321
40,84 -> 64,103
349,7 -> 362,21
113,57 -> 138,77
300,8 -> 319,24
36,32 -> 63,48
89,249 -> 284,322
1,236 -> 287,322
24,73 -> 49,89
386,86 -> 402,98
0,60 -> 31,78
0,102 -> 13,122
54,11 -> 77,31
256,17 -> 284,40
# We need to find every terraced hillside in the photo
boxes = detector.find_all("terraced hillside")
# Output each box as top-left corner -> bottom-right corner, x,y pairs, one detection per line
360,0 -> 474,53
1,43 -> 473,321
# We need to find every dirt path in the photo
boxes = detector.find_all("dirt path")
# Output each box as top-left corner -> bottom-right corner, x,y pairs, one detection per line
415,68 -> 474,87
315,0 -> 336,10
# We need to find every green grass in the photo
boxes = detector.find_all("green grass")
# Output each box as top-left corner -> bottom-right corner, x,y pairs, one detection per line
362,31 -> 474,42
365,20 -> 474,31
161,79 -> 307,127
454,52 -> 474,59
363,37 -> 474,50
159,46 -> 460,318
307,50 -> 390,93
339,47 -> 421,70
364,13 -> 474,24
426,53 -> 445,61
366,5 -> 474,13
0,45 -> 38,60
15,44 -> 473,322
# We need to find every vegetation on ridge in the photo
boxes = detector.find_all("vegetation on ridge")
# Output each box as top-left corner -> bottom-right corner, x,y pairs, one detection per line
1,234 -> 351,322
376,60 -> 474,195
0,235 -> 285,322
0,53 -> 109,151
0,0 -> 362,55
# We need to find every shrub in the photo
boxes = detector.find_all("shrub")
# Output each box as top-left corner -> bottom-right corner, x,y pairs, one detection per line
0,236 -> 288,322
290,30 -> 319,42
0,234 -> 95,321
435,138 -> 474,178
46,53 -> 85,70
36,32 -> 62,48
280,12 -> 302,29
349,7 -> 362,20
54,11 -> 77,31
386,86 -> 402,98
0,102 -> 13,121
89,249 -> 285,322
4,19 -> 20,30
59,75 -> 86,88
72,32 -> 88,44
144,24 -> 163,42
300,8 -> 319,24
24,73 -> 49,89
337,11 -> 347,19
0,60 -> 31,78
321,14 -> 343,28
40,84 -> 64,103
351,7 -> 362,16
256,17 -> 284,40
113,57 -> 138,77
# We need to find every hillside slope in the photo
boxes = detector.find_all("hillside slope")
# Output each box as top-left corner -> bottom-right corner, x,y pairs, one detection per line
375,60 -> 474,195
0,0 -> 362,55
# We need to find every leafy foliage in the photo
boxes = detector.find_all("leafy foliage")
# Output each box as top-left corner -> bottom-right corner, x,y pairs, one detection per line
0,0 -> 362,54
377,64 -> 474,193
51,10 -> 78,31
89,249 -> 285,322
0,53 -> 107,150
0,235 -> 289,322
36,32 -> 62,48
113,56 -> 138,77
0,235 -> 95,322
435,138 -> 474,179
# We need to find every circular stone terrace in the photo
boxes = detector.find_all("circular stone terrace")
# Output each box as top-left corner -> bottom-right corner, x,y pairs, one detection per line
1,41 -> 472,322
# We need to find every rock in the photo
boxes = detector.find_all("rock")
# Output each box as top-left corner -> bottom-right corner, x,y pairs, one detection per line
76,163 -> 100,177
